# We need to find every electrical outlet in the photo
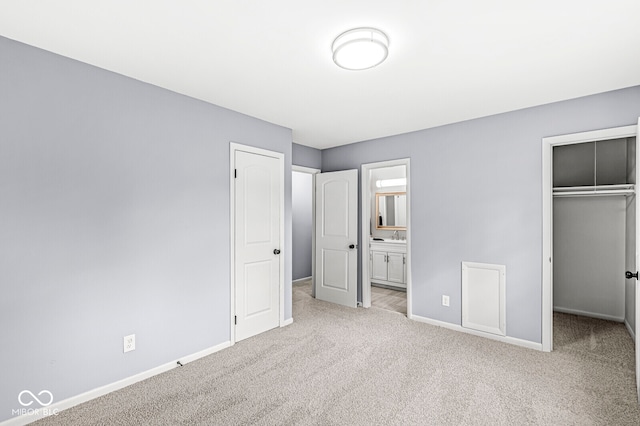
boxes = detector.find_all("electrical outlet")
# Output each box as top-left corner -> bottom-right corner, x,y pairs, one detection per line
123,334 -> 135,353
442,295 -> 450,307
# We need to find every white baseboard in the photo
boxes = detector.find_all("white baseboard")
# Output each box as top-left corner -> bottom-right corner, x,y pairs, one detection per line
411,314 -> 542,351
1,341 -> 231,426
292,276 -> 312,283
282,317 -> 293,326
554,306 -> 624,323
625,319 -> 636,342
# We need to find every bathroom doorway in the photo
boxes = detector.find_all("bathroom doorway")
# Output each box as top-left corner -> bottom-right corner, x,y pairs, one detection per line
361,159 -> 411,317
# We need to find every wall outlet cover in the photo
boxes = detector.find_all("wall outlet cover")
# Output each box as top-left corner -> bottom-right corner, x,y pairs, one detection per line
442,295 -> 450,307
123,334 -> 135,353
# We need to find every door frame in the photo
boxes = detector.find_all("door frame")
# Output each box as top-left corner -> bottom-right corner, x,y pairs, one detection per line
541,124 -> 638,352
361,158 -> 412,317
229,142 -> 285,345
292,165 -> 321,298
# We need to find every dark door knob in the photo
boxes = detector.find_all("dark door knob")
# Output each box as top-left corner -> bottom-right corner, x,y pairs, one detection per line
625,271 -> 638,280
273,249 -> 281,255
348,244 -> 356,249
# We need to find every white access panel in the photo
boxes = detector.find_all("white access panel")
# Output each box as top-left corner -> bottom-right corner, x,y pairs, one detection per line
462,262 -> 506,336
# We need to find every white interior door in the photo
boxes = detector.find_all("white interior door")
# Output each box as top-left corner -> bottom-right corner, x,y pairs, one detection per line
234,150 -> 280,341
633,118 -> 640,403
315,169 -> 358,308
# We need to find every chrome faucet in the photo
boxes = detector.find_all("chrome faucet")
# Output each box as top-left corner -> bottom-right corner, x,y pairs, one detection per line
393,230 -> 399,240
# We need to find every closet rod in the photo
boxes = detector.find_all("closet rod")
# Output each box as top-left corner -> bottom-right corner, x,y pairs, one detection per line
553,184 -> 635,197
553,190 -> 635,197
553,184 -> 635,192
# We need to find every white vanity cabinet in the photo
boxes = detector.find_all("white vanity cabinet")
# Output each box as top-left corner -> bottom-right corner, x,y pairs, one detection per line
370,240 -> 407,289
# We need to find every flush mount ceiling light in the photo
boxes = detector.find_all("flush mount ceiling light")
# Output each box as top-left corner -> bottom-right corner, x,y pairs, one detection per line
332,27 -> 389,70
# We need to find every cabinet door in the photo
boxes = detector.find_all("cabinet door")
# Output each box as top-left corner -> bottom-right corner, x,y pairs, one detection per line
387,252 -> 405,284
371,251 -> 388,280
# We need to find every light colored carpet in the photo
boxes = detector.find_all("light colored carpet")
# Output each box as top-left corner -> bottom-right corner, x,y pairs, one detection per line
35,282 -> 639,425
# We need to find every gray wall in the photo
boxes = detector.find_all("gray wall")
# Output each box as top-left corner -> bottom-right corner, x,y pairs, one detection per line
292,143 -> 322,170
322,85 -> 640,344
292,171 -> 313,280
0,36 -> 292,422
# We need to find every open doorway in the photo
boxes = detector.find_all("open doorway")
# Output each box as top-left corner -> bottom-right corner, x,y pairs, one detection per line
542,122 -> 640,402
292,166 -> 320,299
361,159 -> 411,317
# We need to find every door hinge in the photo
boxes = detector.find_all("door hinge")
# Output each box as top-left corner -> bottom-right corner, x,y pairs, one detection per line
234,315 -> 237,325
234,169 -> 237,179
403,256 -> 406,264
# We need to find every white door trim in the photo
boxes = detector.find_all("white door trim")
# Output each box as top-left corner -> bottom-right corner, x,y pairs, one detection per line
361,159 -> 412,318
230,142 -> 285,345
293,165 -> 321,298
541,124 -> 637,352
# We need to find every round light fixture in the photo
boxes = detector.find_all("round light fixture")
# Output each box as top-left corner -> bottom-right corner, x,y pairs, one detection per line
332,27 -> 389,71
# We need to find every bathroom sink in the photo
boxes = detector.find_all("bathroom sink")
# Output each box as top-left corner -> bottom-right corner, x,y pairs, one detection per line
371,238 -> 406,244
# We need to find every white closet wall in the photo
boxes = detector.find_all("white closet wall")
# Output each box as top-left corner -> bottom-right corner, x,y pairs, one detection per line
554,196 -> 626,320
553,138 -> 634,322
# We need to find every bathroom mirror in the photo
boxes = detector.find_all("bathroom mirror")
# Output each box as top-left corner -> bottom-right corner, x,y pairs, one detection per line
376,192 -> 406,229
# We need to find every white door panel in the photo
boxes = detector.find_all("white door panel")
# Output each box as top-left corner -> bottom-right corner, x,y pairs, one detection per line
322,249 -> 349,290
316,170 -> 358,307
323,180 -> 350,237
633,118 -> 640,404
235,150 -> 280,341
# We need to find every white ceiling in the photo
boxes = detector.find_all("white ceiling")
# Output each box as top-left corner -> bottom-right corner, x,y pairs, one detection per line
1,1 -> 639,149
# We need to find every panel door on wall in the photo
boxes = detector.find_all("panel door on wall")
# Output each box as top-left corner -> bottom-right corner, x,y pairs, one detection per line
315,169 -> 358,308
234,150 -> 281,342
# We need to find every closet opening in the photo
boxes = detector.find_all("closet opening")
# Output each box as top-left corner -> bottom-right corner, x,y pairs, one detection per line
553,138 -> 636,327
543,122 -> 640,402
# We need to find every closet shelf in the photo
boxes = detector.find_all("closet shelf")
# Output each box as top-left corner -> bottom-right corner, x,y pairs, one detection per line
553,184 -> 635,197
